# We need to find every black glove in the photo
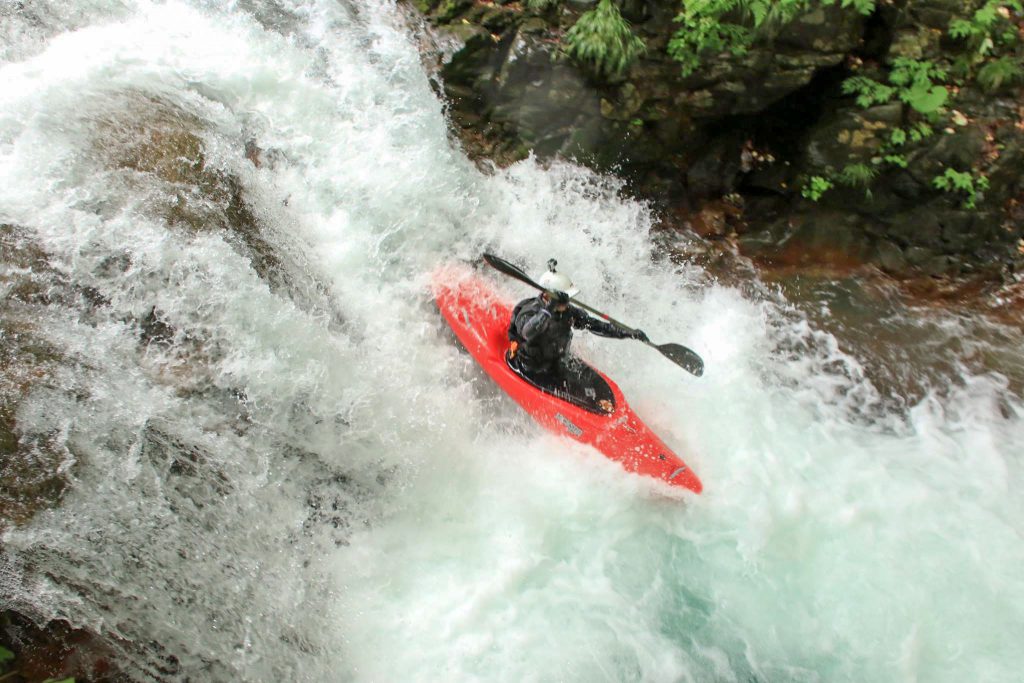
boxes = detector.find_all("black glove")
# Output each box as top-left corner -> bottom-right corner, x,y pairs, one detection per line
630,329 -> 649,343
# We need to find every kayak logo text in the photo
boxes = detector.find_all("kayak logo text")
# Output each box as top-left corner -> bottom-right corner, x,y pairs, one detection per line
555,413 -> 584,437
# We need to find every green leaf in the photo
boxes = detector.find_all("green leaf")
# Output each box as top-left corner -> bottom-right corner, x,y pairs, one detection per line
932,168 -> 987,209
0,646 -> 13,664
42,678 -> 75,683
948,18 -> 976,39
884,154 -> 909,168
905,84 -> 948,113
974,5 -> 997,27
801,175 -> 834,201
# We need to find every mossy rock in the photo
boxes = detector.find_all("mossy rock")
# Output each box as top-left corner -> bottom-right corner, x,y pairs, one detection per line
435,0 -> 473,23
94,93 -> 289,291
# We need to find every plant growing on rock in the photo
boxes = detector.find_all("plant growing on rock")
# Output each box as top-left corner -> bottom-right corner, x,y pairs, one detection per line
838,162 -> 878,188
842,59 -> 949,114
669,0 -> 876,75
948,0 -> 1024,91
933,167 -> 990,209
976,56 -> 1024,91
801,175 -> 834,201
563,0 -> 646,78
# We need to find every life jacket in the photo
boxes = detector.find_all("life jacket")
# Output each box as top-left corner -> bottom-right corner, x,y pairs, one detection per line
508,296 -> 574,372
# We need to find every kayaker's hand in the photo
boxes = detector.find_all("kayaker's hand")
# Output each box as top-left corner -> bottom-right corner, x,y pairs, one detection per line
630,329 -> 649,343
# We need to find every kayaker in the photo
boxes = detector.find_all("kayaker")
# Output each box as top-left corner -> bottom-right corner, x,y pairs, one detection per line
507,261 -> 648,385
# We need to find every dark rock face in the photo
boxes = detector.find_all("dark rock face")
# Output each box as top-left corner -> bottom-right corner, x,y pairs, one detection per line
416,0 -> 1024,279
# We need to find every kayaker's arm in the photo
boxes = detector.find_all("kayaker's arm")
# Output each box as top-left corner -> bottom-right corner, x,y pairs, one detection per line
514,299 -> 553,342
571,307 -> 648,342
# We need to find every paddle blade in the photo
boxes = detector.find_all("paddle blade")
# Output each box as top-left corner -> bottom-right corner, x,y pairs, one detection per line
482,253 -> 541,290
655,343 -> 704,377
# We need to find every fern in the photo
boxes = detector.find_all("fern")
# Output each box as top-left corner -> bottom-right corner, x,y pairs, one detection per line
909,122 -> 934,142
977,56 -> 1023,91
668,0 -> 850,75
949,18 -> 978,40
838,162 -> 878,187
840,0 -> 876,14
843,59 -> 949,114
889,58 -> 947,87
564,0 -> 646,78
841,76 -> 896,107
669,0 -> 753,76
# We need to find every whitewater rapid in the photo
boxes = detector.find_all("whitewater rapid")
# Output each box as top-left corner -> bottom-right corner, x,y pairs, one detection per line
1,1 -> 1022,681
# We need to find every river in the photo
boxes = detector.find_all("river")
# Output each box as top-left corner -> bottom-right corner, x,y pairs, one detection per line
1,1 -> 1022,681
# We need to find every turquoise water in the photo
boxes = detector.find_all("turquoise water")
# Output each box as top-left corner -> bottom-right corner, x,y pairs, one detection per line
0,1 -> 1022,681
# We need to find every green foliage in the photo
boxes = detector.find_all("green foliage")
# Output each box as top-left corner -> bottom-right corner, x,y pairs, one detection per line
890,58 -> 949,113
42,679 -> 75,683
977,56 -> 1024,91
947,0 -> 1023,90
904,84 -> 948,113
883,154 -> 908,168
949,0 -> 1022,44
889,128 -> 907,146
933,168 -> 990,209
888,57 -> 947,87
801,175 -> 834,201
801,163 -> 881,201
669,1 -> 753,76
841,76 -> 896,107
843,59 -> 949,114
0,646 -> 13,665
842,0 -> 875,13
668,0 -> 852,75
564,0 -> 646,78
837,162 -> 877,187
908,121 -> 934,142
525,0 -> 558,10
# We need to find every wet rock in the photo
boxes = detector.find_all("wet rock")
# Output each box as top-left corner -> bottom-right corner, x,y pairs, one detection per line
1,227 -> 75,529
94,93 -> 344,327
408,0 -> 1024,279
804,103 -> 902,171
0,610 -> 122,683
95,94 -> 290,286
874,239 -> 908,272
906,126 -> 988,186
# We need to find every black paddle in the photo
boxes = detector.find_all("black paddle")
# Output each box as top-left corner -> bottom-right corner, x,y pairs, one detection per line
482,252 -> 704,377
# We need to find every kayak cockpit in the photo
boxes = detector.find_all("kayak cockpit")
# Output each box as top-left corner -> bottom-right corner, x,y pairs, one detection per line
505,353 -> 616,416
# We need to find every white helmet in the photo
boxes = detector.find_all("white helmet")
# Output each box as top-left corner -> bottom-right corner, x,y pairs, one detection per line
537,259 -> 579,298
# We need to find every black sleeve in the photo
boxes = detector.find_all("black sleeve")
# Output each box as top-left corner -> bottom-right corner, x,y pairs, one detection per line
569,307 -> 629,339
513,299 -> 553,342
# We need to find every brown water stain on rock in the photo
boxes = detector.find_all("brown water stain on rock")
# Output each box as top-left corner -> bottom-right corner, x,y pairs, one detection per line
0,611 -> 123,683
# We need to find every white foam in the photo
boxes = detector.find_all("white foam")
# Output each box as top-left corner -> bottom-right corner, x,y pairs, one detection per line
1,1 -> 1022,681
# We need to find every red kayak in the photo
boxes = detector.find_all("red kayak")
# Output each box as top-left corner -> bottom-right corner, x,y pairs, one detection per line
432,265 -> 702,493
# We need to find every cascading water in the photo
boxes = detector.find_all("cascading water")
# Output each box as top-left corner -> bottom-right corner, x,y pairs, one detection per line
1,1 -> 1022,681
